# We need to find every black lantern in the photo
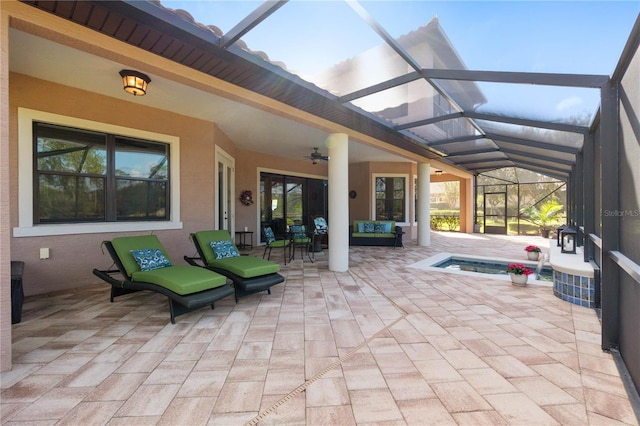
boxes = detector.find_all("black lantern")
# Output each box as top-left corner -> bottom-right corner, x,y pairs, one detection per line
556,224 -> 567,247
560,226 -> 577,254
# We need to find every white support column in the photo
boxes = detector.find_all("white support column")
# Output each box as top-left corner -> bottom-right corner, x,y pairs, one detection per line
464,177 -> 474,233
417,162 -> 431,246
327,133 -> 348,272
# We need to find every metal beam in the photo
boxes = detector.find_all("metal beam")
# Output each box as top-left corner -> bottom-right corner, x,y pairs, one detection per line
421,68 -> 609,88
486,133 -> 581,154
600,80 -> 621,351
499,147 -> 575,166
338,72 -> 421,103
348,1 -> 423,74
574,152 -> 584,244
474,166 -> 501,173
583,133 -> 595,262
454,155 -> 508,165
428,134 -> 483,147
612,14 -> 640,83
508,165 -> 569,181
446,147 -> 499,157
395,112 -> 463,131
220,1 -> 288,48
464,111 -> 588,135
461,160 -> 513,168
508,158 -> 571,174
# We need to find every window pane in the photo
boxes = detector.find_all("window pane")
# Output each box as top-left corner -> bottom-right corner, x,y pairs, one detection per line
115,138 -> 168,178
286,181 -> 303,225
375,176 -> 405,222
38,175 -> 104,222
116,179 -> 167,220
34,123 -> 171,224
392,199 -> 404,221
376,199 -> 386,219
36,124 -> 106,174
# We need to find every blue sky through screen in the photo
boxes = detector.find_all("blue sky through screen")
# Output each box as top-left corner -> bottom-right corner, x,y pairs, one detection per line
162,0 -> 638,75
161,1 -> 639,121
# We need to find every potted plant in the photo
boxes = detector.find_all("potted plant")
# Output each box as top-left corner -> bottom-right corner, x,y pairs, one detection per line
520,200 -> 564,238
525,245 -> 541,261
506,263 -> 533,286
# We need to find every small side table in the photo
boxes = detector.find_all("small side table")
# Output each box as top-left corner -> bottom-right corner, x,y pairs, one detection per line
235,231 -> 253,250
394,229 -> 404,249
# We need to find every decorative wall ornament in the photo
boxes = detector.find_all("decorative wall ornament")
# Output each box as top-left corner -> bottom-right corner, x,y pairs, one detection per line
240,190 -> 254,206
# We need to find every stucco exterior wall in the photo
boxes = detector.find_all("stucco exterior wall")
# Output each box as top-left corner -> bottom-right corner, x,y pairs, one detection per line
348,162 -> 371,222
350,162 -> 416,232
1,1 -> 12,372
234,147 -> 328,237
9,73 -> 224,296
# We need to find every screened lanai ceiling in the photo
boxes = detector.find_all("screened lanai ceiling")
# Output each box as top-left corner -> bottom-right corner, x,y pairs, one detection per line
21,0 -> 639,178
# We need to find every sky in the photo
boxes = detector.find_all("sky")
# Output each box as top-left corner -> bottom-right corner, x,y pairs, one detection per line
161,1 -> 638,74
161,1 -> 639,122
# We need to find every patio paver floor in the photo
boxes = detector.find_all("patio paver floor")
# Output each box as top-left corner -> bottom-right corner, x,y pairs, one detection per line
2,232 -> 637,425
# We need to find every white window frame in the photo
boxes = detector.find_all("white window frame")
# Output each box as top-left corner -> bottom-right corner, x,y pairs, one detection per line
371,173 -> 410,226
14,108 -> 182,237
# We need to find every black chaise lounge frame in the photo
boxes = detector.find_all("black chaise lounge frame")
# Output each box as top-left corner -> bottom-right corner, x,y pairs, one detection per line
184,230 -> 285,302
93,236 -> 235,324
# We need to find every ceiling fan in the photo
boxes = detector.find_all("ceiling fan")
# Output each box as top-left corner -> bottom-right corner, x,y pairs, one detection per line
305,147 -> 330,165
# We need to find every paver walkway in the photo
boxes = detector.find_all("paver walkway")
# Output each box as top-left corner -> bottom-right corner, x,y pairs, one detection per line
1,232 -> 637,425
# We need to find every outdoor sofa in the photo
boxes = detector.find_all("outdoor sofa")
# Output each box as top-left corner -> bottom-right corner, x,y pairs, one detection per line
349,220 -> 403,247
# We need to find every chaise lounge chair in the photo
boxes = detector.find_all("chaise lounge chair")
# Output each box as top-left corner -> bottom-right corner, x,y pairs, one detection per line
93,234 -> 235,323
184,230 -> 285,302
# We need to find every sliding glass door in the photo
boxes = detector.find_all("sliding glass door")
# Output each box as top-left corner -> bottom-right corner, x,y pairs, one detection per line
260,172 -> 327,241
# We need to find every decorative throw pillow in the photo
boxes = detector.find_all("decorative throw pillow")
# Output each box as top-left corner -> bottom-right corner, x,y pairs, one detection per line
290,225 -> 308,241
382,222 -> 392,233
130,248 -> 172,272
314,217 -> 328,234
264,227 -> 276,243
210,240 -> 240,259
374,224 -> 386,233
363,222 -> 375,233
357,222 -> 365,233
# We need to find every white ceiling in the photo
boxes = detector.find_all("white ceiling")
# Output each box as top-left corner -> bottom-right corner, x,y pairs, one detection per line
10,29 -> 412,165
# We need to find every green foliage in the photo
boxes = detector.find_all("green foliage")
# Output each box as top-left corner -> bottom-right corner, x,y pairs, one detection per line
520,200 -> 564,230
430,215 -> 460,231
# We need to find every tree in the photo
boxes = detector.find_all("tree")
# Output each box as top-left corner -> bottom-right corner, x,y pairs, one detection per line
520,200 -> 564,234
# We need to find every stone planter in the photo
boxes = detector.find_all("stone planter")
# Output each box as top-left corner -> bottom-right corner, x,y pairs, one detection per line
510,273 -> 528,287
527,251 -> 540,261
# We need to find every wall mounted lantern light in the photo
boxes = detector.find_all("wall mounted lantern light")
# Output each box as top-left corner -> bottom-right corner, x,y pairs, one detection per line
119,69 -> 151,96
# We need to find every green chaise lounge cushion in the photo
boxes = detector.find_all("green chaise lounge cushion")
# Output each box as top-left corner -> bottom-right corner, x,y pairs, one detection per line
133,265 -> 226,295
111,235 -> 227,295
194,230 -> 280,278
